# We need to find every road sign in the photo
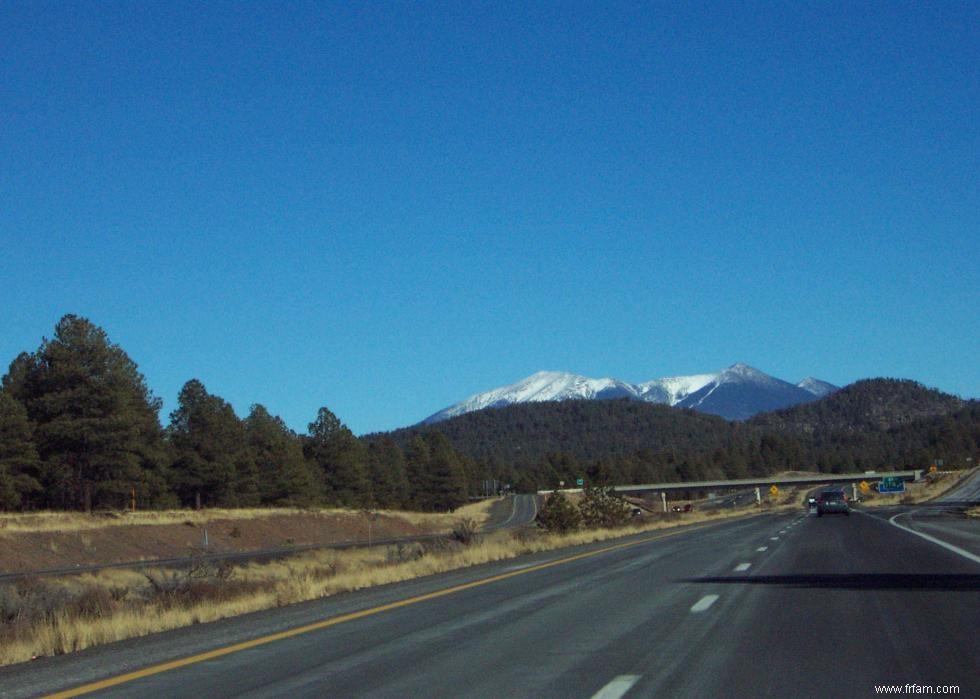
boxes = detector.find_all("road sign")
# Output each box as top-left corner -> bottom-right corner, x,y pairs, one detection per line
859,481 -> 870,493
878,476 -> 905,493
769,485 -> 779,496
575,478 -> 584,487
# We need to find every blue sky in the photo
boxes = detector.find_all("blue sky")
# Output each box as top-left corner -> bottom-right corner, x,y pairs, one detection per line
2,1 -> 978,435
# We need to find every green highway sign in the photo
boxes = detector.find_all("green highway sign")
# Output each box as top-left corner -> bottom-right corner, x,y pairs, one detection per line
878,476 -> 905,493
576,478 -> 584,486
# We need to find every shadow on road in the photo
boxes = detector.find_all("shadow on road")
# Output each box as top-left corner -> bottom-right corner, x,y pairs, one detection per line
679,573 -> 980,591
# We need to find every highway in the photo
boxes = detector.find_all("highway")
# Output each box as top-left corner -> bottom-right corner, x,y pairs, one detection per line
3,498 -> 977,699
481,493 -> 539,532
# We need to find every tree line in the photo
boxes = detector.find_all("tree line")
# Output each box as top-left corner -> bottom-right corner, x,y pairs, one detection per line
0,315 -> 473,512
3,315 -> 977,511
387,381 -> 979,491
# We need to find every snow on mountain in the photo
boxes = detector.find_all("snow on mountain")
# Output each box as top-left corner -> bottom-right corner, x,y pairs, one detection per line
421,371 -> 639,424
637,373 -> 718,404
674,364 -> 824,419
421,364 -> 839,424
797,377 -> 839,397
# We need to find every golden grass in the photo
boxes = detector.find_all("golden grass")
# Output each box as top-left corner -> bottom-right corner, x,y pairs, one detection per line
0,501 -> 500,535
0,504 -> 758,667
859,470 -> 969,507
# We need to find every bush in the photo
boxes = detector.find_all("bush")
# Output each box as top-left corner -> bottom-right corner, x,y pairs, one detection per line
578,486 -> 632,529
535,491 -> 581,534
450,518 -> 479,546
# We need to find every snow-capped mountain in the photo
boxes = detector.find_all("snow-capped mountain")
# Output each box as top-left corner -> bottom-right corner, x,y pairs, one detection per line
421,364 -> 838,424
796,377 -> 838,398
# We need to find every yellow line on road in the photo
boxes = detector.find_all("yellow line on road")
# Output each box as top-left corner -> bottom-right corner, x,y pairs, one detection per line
48,525 -> 707,698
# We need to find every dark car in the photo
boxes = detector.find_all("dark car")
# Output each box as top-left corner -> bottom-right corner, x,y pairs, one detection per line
816,489 -> 849,516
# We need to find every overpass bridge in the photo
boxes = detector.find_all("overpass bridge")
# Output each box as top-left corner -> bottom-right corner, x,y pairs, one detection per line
538,469 -> 923,496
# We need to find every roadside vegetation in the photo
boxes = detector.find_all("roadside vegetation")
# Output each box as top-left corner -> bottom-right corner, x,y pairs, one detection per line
0,499 -> 495,536
858,469 -> 970,507
0,497 -> 754,667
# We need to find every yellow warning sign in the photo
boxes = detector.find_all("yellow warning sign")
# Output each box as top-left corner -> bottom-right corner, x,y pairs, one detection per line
769,485 -> 779,496
859,481 -> 870,493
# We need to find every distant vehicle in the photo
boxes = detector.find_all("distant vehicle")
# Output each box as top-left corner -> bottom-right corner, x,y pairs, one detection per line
816,489 -> 849,516
807,496 -> 817,508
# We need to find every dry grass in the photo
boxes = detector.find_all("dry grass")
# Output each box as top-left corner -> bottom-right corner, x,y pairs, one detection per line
0,503 -> 757,667
0,501 -> 500,536
379,498 -> 499,528
859,471 -> 968,507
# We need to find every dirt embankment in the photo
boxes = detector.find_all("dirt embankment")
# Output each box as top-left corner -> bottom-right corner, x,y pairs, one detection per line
0,510 -> 439,575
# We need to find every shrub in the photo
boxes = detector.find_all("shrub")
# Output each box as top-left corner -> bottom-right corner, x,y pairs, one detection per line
578,486 -> 632,529
535,491 -> 582,534
450,518 -> 479,546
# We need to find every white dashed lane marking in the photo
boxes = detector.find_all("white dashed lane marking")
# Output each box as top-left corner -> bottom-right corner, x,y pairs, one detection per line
756,546 -> 768,552
591,675 -> 641,699
690,594 -> 720,613
734,563 -> 751,572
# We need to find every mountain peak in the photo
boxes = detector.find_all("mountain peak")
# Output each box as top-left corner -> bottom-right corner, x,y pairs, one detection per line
422,364 -> 837,424
797,377 -> 839,397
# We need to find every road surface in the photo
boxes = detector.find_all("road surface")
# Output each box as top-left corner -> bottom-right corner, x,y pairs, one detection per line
2,504 -> 977,698
481,493 -> 539,531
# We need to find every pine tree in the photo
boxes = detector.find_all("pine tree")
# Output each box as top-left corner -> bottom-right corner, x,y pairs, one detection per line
245,404 -> 321,506
4,315 -> 169,510
365,437 -> 410,509
422,431 -> 468,512
0,390 -> 42,509
535,490 -> 581,534
306,407 -> 371,507
167,379 -> 253,507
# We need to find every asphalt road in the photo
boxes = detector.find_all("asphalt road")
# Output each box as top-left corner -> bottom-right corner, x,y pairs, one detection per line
481,494 -> 539,532
4,503 -> 977,699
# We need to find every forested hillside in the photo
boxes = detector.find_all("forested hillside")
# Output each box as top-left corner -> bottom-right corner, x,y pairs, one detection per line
748,379 -> 966,434
386,382 -> 979,490
2,315 -> 976,510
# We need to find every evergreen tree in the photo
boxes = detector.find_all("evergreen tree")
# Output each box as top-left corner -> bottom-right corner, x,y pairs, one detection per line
0,390 -> 42,509
245,404 -> 321,506
167,379 -> 255,507
535,490 -> 581,534
3,315 -> 169,510
306,407 -> 371,507
421,431 -> 469,512
404,434 -> 431,509
365,437 -> 410,509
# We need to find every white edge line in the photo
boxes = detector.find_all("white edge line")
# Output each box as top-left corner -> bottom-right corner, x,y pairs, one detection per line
854,509 -> 980,566
884,511 -> 980,566
591,675 -> 642,699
